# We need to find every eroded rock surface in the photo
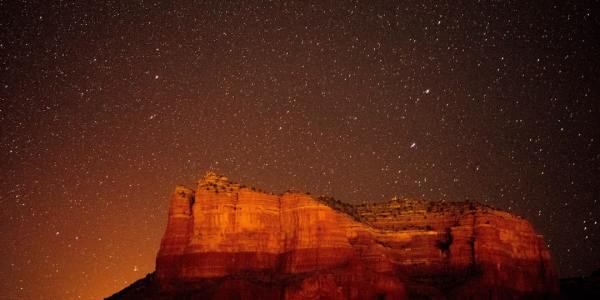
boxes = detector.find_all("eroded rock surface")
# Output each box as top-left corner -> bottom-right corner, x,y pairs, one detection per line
110,172 -> 559,299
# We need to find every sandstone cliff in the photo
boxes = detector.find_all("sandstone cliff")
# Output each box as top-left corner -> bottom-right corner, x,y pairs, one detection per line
109,172 -> 559,299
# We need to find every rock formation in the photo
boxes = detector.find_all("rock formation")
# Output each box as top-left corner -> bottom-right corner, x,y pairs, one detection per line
108,171 -> 559,299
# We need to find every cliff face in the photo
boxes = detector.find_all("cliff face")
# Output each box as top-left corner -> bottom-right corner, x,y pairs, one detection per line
141,172 -> 558,299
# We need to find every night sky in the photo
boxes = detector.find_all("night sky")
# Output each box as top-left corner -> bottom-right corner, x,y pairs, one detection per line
1,1 -> 599,299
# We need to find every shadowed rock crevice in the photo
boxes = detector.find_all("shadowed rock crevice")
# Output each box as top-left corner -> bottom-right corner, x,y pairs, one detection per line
435,227 -> 453,255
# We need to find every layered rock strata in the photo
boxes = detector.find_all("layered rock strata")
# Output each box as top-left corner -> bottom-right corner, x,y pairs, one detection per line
151,172 -> 558,299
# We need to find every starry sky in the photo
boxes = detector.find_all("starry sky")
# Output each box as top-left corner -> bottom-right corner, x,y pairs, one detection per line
1,1 -> 598,299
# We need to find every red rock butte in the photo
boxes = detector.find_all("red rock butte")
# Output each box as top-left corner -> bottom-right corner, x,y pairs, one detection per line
110,171 -> 559,299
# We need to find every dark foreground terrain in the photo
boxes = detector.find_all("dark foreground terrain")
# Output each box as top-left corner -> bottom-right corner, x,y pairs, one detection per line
107,269 -> 600,300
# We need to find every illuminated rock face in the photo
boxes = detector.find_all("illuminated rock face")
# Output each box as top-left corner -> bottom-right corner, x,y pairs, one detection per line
154,172 -> 558,299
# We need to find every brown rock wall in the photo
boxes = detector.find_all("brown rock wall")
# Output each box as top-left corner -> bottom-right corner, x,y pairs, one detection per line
153,173 -> 558,299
